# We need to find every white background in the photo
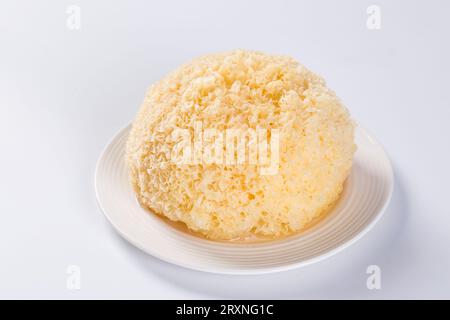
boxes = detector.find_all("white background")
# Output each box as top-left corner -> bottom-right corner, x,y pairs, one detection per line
1,0 -> 449,299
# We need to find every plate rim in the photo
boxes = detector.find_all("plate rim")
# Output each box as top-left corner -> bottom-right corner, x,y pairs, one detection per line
94,123 -> 394,275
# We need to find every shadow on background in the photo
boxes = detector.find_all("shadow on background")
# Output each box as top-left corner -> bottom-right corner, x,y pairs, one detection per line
109,164 -> 411,299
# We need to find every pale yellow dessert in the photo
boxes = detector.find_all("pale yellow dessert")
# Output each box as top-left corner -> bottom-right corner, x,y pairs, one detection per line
126,50 -> 355,241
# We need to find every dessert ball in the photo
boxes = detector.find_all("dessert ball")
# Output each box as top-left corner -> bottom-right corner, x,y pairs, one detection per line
126,50 -> 355,240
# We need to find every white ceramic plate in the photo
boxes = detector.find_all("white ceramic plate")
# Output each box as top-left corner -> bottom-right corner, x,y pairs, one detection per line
95,125 -> 393,274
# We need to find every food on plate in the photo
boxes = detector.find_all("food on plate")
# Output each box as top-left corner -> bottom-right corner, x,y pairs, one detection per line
126,50 -> 355,241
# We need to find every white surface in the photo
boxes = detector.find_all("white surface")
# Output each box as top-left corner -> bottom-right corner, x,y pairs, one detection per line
0,0 -> 449,299
95,125 -> 393,274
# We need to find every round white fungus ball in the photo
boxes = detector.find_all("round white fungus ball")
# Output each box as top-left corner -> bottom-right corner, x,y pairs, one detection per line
126,50 -> 355,241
